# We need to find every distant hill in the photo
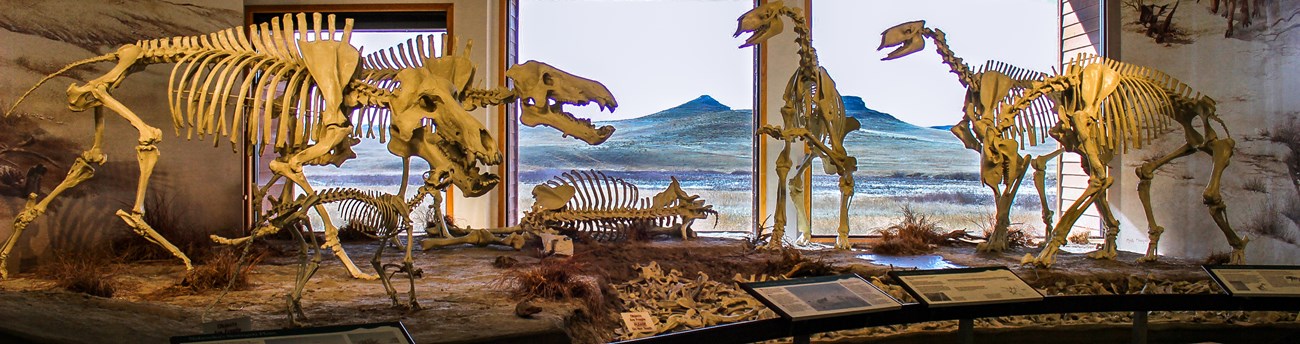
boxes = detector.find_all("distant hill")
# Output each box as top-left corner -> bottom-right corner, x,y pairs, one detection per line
519,94 -> 983,176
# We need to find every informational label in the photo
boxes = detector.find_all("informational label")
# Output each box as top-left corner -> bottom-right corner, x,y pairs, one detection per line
742,274 -> 901,320
172,322 -> 413,344
1206,265 -> 1300,297
890,267 -> 1042,307
201,316 -> 251,335
621,311 -> 657,333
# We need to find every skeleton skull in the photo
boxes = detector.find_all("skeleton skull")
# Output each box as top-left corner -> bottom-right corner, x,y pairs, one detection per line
508,61 -> 617,145
878,20 -> 927,60
388,54 -> 502,197
734,1 -> 789,48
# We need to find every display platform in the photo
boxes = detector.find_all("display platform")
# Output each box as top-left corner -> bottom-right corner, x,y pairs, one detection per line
2,238 -> 1298,344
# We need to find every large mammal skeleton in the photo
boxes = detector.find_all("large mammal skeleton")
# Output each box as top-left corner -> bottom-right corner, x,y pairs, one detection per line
877,21 -> 1060,252
0,13 -> 616,279
1002,55 -> 1246,267
735,2 -> 860,249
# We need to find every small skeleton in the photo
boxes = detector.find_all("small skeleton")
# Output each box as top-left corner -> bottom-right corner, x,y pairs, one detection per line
420,170 -> 716,250
522,170 -> 716,241
0,13 -> 615,279
1001,55 -> 1246,267
735,2 -> 860,249
878,20 -> 1060,252
216,186 -> 428,326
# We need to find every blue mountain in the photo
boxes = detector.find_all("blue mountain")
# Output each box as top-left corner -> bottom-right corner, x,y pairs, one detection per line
519,95 -> 979,175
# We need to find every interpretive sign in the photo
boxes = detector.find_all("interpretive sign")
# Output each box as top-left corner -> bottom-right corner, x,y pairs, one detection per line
172,322 -> 413,344
1205,265 -> 1300,297
741,274 -> 901,320
889,266 -> 1042,307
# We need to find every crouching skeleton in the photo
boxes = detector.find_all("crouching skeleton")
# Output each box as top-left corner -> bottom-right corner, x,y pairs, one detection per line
227,186 -> 430,325
0,13 -> 618,280
420,170 -> 717,250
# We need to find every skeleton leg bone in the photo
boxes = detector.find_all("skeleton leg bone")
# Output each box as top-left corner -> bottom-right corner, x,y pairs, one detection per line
0,119 -> 108,277
1086,189 -> 1121,260
1204,136 -> 1248,264
1135,143 -> 1197,262
270,124 -> 375,280
88,87 -> 193,270
767,139 -> 793,249
1025,175 -> 1109,268
1032,148 -> 1063,237
286,221 -> 321,328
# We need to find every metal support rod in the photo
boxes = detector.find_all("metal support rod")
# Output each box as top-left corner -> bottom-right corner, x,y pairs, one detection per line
958,318 -> 974,344
1131,310 -> 1148,344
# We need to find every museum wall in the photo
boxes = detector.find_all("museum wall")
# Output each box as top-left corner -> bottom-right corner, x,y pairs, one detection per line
756,0 -> 809,244
1111,0 -> 1300,263
0,1 -> 244,272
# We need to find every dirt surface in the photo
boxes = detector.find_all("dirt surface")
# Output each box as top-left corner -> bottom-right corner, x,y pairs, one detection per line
0,236 -> 1292,344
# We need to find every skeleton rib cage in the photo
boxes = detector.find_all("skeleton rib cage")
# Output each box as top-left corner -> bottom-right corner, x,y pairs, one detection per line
1003,54 -> 1219,153
128,13 -> 365,154
531,170 -> 715,241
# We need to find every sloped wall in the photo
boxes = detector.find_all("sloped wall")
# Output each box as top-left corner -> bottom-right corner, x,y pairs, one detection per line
0,1 -> 244,272
1113,0 -> 1300,263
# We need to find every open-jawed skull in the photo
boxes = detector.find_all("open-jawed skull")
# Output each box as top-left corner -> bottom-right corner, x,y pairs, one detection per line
507,60 -> 617,145
878,20 -> 927,60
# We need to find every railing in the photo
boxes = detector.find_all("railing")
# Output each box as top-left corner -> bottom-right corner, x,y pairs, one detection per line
616,294 -> 1300,344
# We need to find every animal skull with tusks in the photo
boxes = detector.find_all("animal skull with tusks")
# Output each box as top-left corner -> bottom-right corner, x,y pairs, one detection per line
508,61 -> 617,145
386,48 -> 501,197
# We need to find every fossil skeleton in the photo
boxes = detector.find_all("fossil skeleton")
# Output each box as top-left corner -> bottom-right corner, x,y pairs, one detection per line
736,2 -> 860,249
522,170 -> 716,241
1002,54 -> 1246,267
215,186 -> 429,326
420,170 -> 716,250
0,13 -> 617,279
878,20 -> 1061,252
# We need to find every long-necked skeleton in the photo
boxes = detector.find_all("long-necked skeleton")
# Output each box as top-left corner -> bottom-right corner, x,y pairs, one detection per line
734,2 -> 860,249
877,20 -> 1060,252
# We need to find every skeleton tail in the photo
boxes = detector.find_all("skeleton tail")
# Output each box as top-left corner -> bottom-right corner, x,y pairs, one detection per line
5,54 -> 117,117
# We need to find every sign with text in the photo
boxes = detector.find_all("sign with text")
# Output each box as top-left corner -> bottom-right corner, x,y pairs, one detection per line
741,274 -> 901,321
621,311 -> 657,333
171,322 -> 412,344
889,266 -> 1042,307
1205,265 -> 1300,297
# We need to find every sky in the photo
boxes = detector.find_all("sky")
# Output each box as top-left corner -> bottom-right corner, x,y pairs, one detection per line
520,0 -> 1058,127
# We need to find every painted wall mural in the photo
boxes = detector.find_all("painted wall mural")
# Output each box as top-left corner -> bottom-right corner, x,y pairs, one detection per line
1115,0 -> 1300,263
0,1 -> 243,271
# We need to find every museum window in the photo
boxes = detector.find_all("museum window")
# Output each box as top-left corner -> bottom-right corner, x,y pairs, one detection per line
244,5 -> 451,233
514,0 -> 757,233
802,0 -> 1063,242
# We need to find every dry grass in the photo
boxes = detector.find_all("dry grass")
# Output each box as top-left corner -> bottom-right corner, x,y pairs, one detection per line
112,191 -> 217,263
761,248 -> 837,278
497,257 -> 608,318
40,251 -> 119,298
1242,178 -> 1268,193
1204,252 -> 1232,265
499,257 -> 596,301
177,247 -> 264,293
873,206 -> 962,255
1068,230 -> 1093,245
